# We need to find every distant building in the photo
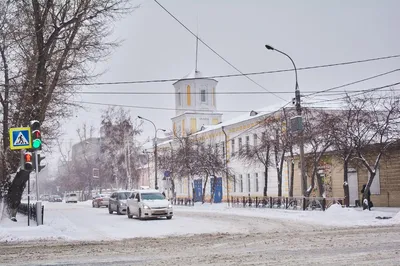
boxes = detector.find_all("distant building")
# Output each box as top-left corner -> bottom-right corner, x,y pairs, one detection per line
71,137 -> 101,163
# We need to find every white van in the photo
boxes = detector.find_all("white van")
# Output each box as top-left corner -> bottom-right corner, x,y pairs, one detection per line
65,193 -> 78,203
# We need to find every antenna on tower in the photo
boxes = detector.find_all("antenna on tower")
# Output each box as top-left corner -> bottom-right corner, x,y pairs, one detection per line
195,16 -> 199,73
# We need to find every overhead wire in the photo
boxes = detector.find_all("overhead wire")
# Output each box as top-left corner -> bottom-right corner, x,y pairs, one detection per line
302,81 -> 400,105
153,0 -> 289,102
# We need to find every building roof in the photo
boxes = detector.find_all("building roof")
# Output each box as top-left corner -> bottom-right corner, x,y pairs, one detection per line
192,103 -> 290,136
172,69 -> 217,85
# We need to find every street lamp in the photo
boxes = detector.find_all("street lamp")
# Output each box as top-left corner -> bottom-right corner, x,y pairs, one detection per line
264,44 -> 307,196
138,116 -> 166,190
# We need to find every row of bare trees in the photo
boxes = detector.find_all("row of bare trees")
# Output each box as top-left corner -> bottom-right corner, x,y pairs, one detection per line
240,92 -> 400,206
158,92 -> 400,207
158,135 -> 230,203
53,107 -> 143,197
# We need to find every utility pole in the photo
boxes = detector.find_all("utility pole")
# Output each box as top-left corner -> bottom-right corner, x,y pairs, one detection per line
265,44 -> 307,196
138,116 -> 166,190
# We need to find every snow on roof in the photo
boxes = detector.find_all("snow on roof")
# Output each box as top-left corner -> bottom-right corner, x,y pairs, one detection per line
192,102 -> 290,136
172,69 -> 217,85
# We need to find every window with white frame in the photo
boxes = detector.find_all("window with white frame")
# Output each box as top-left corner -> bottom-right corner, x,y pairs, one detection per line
253,134 -> 258,146
233,175 -> 236,192
221,141 -> 225,158
255,173 -> 259,192
247,174 -> 251,193
238,138 -> 242,155
231,139 -> 235,156
368,168 -> 381,195
239,174 -> 243,192
246,136 -> 250,152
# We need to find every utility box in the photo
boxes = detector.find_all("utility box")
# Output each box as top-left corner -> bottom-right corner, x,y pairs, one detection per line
290,116 -> 303,132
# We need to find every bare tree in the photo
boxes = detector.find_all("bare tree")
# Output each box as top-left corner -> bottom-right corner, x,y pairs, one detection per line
195,140 -> 231,203
330,98 -> 356,206
100,107 -> 142,190
1,0 -> 133,218
348,92 -> 400,209
302,108 -> 336,197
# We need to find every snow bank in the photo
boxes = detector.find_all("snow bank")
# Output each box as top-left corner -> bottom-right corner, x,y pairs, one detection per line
175,203 -> 400,227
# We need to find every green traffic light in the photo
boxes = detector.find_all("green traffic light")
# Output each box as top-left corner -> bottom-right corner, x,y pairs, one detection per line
32,139 -> 42,149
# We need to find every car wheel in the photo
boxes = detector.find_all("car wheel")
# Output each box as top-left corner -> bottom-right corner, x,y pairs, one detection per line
166,216 -> 172,220
127,207 -> 133,219
108,205 -> 113,214
117,205 -> 122,215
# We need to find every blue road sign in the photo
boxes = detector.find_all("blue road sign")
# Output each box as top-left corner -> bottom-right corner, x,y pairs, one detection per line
9,127 -> 32,150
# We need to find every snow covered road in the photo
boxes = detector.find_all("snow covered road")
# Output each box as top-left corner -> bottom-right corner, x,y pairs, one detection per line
0,201 -> 317,242
1,225 -> 400,265
1,201 -> 400,265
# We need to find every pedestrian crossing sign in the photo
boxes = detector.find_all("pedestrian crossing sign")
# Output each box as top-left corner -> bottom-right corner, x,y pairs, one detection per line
9,127 -> 32,150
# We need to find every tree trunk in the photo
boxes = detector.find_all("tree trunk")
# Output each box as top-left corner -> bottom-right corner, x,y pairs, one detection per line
210,175 -> 219,204
6,170 -> 30,219
316,173 -> 324,197
202,175 -> 209,204
343,160 -> 350,207
263,165 -> 268,197
170,178 -> 175,200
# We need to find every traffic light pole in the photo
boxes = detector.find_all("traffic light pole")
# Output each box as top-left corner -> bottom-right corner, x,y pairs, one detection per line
34,151 -> 42,226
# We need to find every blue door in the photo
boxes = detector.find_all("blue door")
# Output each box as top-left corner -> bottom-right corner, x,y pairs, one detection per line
194,179 -> 203,202
210,177 -> 223,203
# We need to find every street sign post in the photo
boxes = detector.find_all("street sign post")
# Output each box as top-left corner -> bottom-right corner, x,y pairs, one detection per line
9,127 -> 32,150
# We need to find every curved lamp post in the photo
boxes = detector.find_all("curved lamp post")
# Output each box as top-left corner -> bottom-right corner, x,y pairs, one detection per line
264,44 -> 306,196
138,116 -> 166,189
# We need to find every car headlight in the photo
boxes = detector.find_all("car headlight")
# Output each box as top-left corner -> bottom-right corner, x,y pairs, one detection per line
119,202 -> 126,206
143,205 -> 150,209
168,204 -> 172,208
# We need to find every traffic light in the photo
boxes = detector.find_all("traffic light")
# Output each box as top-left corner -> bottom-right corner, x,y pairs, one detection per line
33,152 -> 46,172
23,151 -> 33,171
30,120 -> 42,150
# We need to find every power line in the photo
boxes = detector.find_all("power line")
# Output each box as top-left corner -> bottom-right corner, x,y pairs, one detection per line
3,67 -> 399,97
153,0 -> 285,102
304,68 -> 400,98
1,54 -> 399,88
302,81 -> 400,105
70,100 -> 258,113
70,81 -> 400,113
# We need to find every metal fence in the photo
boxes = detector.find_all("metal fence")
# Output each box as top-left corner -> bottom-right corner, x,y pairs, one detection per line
230,196 -> 345,211
170,198 -> 195,206
18,202 -> 44,223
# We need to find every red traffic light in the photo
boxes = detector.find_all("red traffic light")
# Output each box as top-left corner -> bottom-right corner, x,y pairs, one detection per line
24,151 -> 33,171
24,153 -> 32,162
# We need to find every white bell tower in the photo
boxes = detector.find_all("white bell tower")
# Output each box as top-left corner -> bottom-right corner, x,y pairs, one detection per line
171,36 -> 222,136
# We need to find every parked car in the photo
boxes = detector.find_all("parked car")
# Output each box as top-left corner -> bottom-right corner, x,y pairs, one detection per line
126,189 -> 173,220
92,193 -> 110,208
65,193 -> 78,203
40,194 -> 50,201
49,195 -> 62,202
108,191 -> 132,215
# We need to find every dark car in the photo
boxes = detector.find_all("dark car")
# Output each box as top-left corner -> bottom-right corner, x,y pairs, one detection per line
49,195 -> 62,202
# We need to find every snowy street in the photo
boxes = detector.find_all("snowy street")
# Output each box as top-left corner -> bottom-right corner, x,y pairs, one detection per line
1,202 -> 400,265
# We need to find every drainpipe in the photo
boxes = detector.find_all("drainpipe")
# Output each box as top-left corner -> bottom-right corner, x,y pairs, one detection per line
222,126 -> 229,206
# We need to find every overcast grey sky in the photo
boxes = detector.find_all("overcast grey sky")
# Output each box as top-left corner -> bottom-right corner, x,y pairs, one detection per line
51,0 -> 400,174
